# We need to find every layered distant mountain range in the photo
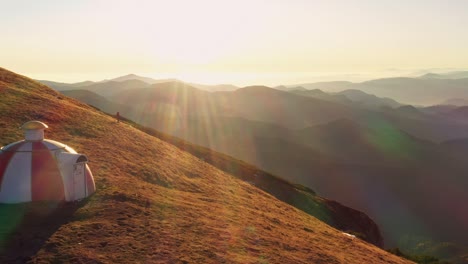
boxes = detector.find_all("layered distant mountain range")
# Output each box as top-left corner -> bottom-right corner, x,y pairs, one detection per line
1,67 -> 411,263
39,71 -> 468,263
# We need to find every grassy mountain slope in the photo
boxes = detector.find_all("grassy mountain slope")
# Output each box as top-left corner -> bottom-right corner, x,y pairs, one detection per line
78,79 -> 150,97
0,68 -> 411,263
42,79 -> 150,97
39,76 -> 239,93
70,79 -> 468,251
61,93 -> 391,247
126,119 -> 383,247
56,89 -> 387,246
60,89 -> 131,115
38,80 -> 94,90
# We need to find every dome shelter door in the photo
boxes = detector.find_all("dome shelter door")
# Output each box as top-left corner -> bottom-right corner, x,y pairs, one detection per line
72,162 -> 87,200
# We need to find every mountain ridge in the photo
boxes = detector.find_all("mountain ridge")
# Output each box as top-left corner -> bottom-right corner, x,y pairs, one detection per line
40,72 -> 468,105
63,74 -> 468,263
0,67 -> 408,263
285,77 -> 468,105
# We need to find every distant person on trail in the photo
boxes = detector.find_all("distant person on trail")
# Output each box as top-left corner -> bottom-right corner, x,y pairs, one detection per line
116,112 -> 120,123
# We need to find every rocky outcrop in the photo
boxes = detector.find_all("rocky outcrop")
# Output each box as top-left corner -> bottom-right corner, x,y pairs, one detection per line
323,199 -> 384,247
132,124 -> 386,248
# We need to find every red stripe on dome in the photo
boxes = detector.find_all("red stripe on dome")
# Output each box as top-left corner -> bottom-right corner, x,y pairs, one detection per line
0,142 -> 25,190
31,142 -> 65,201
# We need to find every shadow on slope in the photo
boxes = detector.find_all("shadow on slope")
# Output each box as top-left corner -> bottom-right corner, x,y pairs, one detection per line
61,89 -> 131,115
58,86 -> 385,246
0,201 -> 84,263
0,66 -> 411,263
122,116 -> 384,247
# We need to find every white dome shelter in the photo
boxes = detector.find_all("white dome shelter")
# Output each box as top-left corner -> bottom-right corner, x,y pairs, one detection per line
0,121 -> 96,203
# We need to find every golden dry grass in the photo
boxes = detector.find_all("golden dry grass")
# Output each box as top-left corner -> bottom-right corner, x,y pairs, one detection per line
0,67 -> 412,263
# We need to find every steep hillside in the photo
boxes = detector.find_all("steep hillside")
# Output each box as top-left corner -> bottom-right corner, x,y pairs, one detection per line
60,75 -> 468,260
337,89 -> 401,108
127,120 -> 383,246
113,81 -> 210,109
61,90 -> 387,246
38,80 -> 94,90
115,106 -> 468,259
39,76 -> 239,93
0,68 -> 411,263
61,89 -> 131,115
42,79 -> 150,96
78,79 -> 150,97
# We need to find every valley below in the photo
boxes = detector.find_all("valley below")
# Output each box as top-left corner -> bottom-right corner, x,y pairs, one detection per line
43,71 -> 468,263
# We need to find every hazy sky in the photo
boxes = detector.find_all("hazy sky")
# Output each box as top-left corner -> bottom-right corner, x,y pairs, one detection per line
1,0 -> 468,85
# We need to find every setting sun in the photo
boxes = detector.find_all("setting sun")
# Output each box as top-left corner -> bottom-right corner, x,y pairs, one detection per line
1,2 -> 468,263
2,0 -> 467,84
